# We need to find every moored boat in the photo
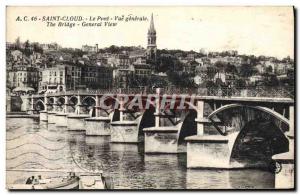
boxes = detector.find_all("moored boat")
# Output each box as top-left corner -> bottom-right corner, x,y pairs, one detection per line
24,172 -> 79,190
79,173 -> 113,190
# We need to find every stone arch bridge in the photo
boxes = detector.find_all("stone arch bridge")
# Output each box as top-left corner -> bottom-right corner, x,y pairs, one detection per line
24,88 -> 294,170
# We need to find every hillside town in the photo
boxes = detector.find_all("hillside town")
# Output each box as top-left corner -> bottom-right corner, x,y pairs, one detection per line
6,14 -> 294,95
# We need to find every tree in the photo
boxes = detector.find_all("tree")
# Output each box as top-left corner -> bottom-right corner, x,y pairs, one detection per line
215,61 -> 226,72
215,78 -> 224,86
235,79 -> 246,88
33,43 -> 43,54
107,45 -> 119,53
156,56 -> 178,72
15,37 -> 21,50
205,80 -> 217,88
165,70 -> 196,88
266,65 -> 273,73
240,63 -> 257,77
24,40 -> 32,57
73,49 -> 86,58
225,64 -> 237,74
262,74 -> 279,87
269,75 -> 279,86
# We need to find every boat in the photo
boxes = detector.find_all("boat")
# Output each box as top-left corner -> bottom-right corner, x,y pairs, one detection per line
7,171 -> 113,190
78,172 -> 113,190
24,172 -> 79,190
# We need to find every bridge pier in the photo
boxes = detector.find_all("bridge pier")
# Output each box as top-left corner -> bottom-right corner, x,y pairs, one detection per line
6,95 -> 11,112
272,140 -> 294,189
185,133 -> 239,169
85,117 -> 110,136
55,113 -> 68,127
21,95 -> 31,112
47,111 -> 57,124
143,90 -> 179,153
39,111 -> 48,122
47,97 -> 59,124
67,114 -> 89,131
54,96 -> 70,127
26,95 -> 35,115
185,100 -> 238,169
110,120 -> 139,142
84,95 -> 111,136
272,105 -> 294,189
63,95 -> 68,113
75,94 -> 82,114
64,94 -> 90,131
144,126 -> 179,153
39,94 -> 48,122
52,97 -> 58,112
196,100 -> 205,135
110,98 -> 141,142
143,88 -> 185,153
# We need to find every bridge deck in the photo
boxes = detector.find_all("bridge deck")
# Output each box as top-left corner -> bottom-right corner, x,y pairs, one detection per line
32,93 -> 294,104
197,96 -> 294,103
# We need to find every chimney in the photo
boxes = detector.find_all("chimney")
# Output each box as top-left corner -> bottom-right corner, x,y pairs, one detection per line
95,44 -> 98,53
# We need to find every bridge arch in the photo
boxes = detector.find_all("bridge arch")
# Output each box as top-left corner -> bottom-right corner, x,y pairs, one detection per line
99,95 -> 123,110
228,118 -> 289,168
54,97 -> 65,112
34,99 -> 45,111
81,96 -> 96,115
48,97 -> 55,104
69,96 -> 78,105
177,109 -> 197,146
110,109 -> 120,123
206,103 -> 290,168
208,104 -> 289,127
57,96 -> 65,105
137,107 -> 156,142
81,96 -> 96,105
176,101 -> 200,149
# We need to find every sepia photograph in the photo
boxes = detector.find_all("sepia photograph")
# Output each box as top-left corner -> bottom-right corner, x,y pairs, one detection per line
5,6 -> 295,190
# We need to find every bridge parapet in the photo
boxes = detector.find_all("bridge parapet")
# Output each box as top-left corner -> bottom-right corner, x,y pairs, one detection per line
36,86 -> 294,99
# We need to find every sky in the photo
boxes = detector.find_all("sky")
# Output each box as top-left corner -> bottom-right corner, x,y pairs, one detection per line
6,6 -> 294,59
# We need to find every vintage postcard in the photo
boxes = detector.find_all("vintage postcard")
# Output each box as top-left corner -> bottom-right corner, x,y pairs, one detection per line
6,6 -> 295,190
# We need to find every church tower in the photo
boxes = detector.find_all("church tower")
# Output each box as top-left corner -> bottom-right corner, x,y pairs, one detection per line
147,13 -> 157,62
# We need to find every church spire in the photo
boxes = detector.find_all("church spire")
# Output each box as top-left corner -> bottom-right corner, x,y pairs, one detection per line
147,13 -> 157,63
148,13 -> 156,34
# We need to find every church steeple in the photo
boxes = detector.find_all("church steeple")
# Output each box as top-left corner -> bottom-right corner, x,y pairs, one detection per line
148,13 -> 156,34
147,13 -> 157,62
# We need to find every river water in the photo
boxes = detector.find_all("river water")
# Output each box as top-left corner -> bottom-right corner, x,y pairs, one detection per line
6,117 -> 275,189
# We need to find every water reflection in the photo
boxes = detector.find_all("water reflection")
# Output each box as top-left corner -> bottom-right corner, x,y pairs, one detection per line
186,169 -> 274,189
144,154 -> 186,189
